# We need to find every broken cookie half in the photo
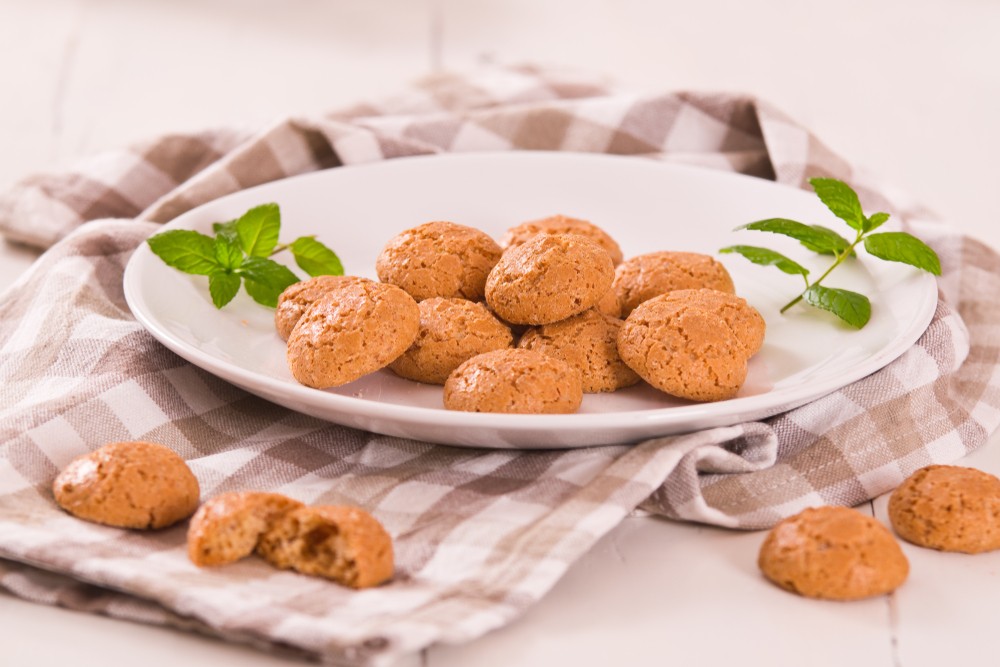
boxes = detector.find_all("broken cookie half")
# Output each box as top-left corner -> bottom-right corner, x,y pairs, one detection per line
187,491 -> 394,589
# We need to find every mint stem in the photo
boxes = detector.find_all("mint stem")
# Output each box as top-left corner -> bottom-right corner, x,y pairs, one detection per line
779,231 -> 865,314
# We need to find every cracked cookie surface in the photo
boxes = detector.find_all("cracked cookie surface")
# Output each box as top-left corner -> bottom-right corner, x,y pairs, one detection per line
647,288 -> 765,357
613,251 -> 735,317
888,465 -> 1000,553
443,348 -> 583,414
376,221 -> 502,302
502,214 -> 623,265
758,506 -> 909,600
274,275 -> 372,341
53,441 -> 200,530
519,309 -> 639,393
389,297 -> 513,385
617,293 -> 749,402
286,280 -> 419,388
485,233 -> 614,325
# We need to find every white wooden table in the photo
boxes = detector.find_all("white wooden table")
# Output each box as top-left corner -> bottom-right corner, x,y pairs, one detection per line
2,1 -> 999,665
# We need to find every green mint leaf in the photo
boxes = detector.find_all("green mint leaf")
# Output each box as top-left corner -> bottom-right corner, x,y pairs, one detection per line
740,218 -> 852,255
242,278 -> 289,308
865,212 -> 890,233
809,178 -> 865,231
863,232 -> 942,275
289,236 -> 345,277
719,245 -> 809,277
237,256 -> 299,307
213,233 -> 244,270
235,203 -> 281,258
208,272 -> 241,309
803,285 -> 871,328
147,229 -> 222,275
213,220 -> 239,243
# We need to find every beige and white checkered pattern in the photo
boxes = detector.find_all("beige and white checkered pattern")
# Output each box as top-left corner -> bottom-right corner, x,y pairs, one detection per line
1,64 -> 998,665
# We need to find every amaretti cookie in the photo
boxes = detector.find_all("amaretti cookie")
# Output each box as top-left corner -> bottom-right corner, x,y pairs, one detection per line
617,293 -> 750,402
758,506 -> 909,600
274,274 -> 371,341
653,288 -> 765,357
257,505 -> 394,589
376,221 -> 502,302
594,288 -> 621,319
443,348 -> 583,414
286,281 -> 420,388
187,491 -> 304,566
485,233 -> 615,325
389,297 -> 514,385
888,465 -> 1000,554
518,309 -> 640,393
503,214 -> 624,265
613,251 -> 735,317
53,441 -> 200,530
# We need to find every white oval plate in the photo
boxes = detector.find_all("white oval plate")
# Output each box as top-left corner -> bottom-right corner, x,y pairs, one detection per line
123,152 -> 938,448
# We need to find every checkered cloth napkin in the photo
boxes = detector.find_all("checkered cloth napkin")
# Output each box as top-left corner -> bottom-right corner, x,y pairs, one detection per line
1,65 -> 999,664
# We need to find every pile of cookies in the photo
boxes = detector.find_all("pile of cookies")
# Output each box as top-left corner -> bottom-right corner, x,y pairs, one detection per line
52,441 -> 393,588
279,215 -> 765,413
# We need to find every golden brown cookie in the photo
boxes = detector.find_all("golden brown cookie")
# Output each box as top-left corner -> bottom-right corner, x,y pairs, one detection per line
502,214 -> 624,265
257,505 -> 394,588
375,221 -> 502,302
187,491 -> 304,567
594,288 -> 621,318
652,289 -> 765,356
53,441 -> 200,530
758,506 -> 909,601
617,294 -> 748,402
389,297 -> 513,385
518,310 -> 640,393
613,251 -> 735,317
888,465 -> 1000,554
443,348 -> 583,414
286,281 -> 420,388
485,233 -> 615,325
274,275 -> 372,341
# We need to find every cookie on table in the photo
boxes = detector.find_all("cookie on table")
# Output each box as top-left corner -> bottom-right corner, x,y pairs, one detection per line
389,297 -> 514,385
888,465 -> 1000,554
758,506 -> 909,601
376,221 -> 502,302
617,293 -> 749,402
274,275 -> 372,341
257,505 -> 394,588
502,214 -> 624,265
187,491 -> 304,567
518,309 -> 640,393
286,281 -> 420,388
53,441 -> 200,530
613,251 -> 735,317
443,348 -> 583,414
485,233 -> 615,325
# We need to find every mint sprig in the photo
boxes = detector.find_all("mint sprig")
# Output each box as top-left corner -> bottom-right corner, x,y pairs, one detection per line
147,203 -> 344,309
720,178 -> 941,329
